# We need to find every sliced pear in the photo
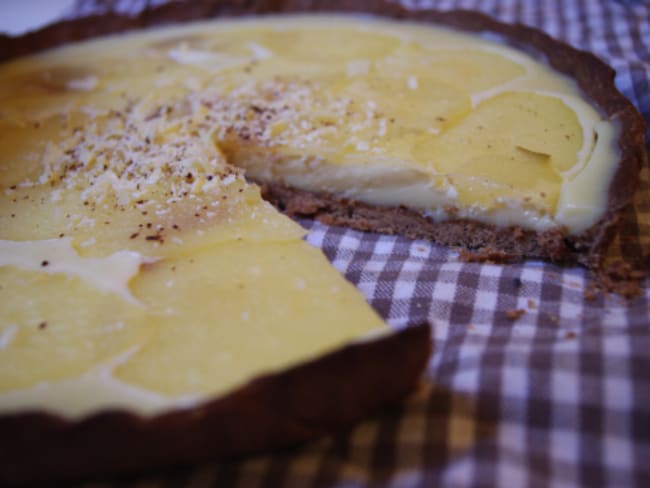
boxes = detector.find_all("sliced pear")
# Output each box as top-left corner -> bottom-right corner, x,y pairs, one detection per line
380,45 -> 527,96
255,26 -> 400,65
334,72 -> 471,134
449,152 -> 561,211
0,64 -> 100,119
426,91 -> 581,212
0,267 -> 152,390
0,119 -> 60,188
116,240 -> 385,396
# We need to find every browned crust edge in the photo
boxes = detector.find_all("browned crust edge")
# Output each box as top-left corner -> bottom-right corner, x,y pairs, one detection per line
0,323 -> 431,483
0,0 -> 647,267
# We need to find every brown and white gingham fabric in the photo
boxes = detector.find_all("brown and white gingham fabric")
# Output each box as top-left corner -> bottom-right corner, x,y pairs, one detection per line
39,0 -> 650,485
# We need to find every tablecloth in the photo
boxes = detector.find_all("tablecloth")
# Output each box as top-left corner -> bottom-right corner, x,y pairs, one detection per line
10,0 -> 650,486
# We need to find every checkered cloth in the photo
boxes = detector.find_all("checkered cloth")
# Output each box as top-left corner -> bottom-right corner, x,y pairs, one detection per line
53,0 -> 650,485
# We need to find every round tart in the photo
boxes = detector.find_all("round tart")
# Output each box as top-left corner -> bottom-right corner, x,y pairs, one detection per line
0,0 -> 646,483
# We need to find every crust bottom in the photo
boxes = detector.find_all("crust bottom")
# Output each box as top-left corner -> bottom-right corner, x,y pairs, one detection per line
260,182 -> 590,264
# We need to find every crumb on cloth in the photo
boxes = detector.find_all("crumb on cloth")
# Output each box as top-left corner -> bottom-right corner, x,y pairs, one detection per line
505,308 -> 526,320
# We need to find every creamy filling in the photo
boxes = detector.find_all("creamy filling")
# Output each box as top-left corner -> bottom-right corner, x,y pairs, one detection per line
0,15 -> 619,233
0,238 -> 152,304
0,347 -> 193,417
236,113 -> 615,232
0,14 -> 621,418
556,121 -> 620,232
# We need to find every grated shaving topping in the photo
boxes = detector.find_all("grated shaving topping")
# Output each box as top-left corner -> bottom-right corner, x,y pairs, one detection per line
26,95 -> 242,210
16,75 -> 387,214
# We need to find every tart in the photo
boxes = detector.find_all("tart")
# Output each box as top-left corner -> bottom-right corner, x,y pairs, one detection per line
0,1 -> 645,267
0,0 -> 646,482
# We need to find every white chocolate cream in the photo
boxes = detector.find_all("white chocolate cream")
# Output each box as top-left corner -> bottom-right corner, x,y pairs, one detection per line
0,238 -> 152,304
